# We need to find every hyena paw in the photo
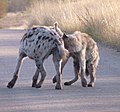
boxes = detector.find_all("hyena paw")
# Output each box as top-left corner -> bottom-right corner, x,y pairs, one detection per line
7,81 -> 15,88
52,76 -> 57,83
32,80 -> 37,87
55,84 -> 62,90
82,79 -> 87,87
35,84 -> 42,88
88,83 -> 94,87
7,76 -> 18,88
64,82 -> 72,86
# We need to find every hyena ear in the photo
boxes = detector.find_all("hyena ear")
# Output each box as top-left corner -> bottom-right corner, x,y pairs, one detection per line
63,33 -> 68,39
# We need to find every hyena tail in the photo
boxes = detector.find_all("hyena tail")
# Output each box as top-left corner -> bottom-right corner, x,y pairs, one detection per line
57,44 -> 69,59
86,52 -> 100,77
54,22 -> 63,37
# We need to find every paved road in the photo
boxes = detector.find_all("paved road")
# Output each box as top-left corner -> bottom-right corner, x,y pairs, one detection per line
0,30 -> 120,112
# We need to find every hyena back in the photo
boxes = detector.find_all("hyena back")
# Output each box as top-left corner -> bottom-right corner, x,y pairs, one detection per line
7,26 -> 68,89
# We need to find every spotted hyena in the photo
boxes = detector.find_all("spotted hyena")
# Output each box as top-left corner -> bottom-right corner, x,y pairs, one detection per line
7,25 -> 68,89
53,23 -> 100,87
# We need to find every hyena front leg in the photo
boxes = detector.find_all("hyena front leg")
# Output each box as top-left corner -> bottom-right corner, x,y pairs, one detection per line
32,68 -> 39,87
7,52 -> 26,88
35,60 -> 46,88
64,58 -> 80,86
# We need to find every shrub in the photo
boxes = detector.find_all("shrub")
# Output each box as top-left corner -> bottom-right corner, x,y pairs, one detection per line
0,0 -> 8,18
8,0 -> 31,12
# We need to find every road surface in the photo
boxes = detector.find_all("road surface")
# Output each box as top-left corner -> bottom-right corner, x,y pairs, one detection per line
0,30 -> 120,112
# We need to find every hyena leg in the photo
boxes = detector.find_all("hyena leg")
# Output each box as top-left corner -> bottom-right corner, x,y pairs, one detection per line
80,49 -> 87,87
32,68 -> 39,87
86,61 -> 90,77
52,54 -> 69,84
35,61 -> 46,88
64,58 -> 80,86
7,52 -> 26,88
53,53 -> 62,90
88,63 -> 96,87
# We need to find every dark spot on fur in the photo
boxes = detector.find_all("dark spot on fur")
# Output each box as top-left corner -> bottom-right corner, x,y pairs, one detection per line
35,32 -> 39,35
59,38 -> 63,43
28,33 -> 33,38
29,44 -> 31,47
50,32 -> 54,36
42,31 -> 45,33
52,40 -> 55,44
55,43 -> 57,47
53,39 -> 58,44
36,40 -> 39,45
42,43 -> 44,46
25,40 -> 28,46
32,27 -> 37,30
34,49 -> 35,53
28,39 -> 34,43
45,36 -> 49,40
38,36 -> 41,40
53,32 -> 57,35
48,38 -> 53,42
38,44 -> 41,48
53,39 -> 58,47
35,54 -> 39,59
22,33 -> 27,41
44,46 -> 46,50
42,36 -> 46,40
23,33 -> 27,37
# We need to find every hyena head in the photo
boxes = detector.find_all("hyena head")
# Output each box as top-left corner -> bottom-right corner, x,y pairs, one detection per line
62,33 -> 83,53
62,33 -> 73,52
62,33 -> 69,44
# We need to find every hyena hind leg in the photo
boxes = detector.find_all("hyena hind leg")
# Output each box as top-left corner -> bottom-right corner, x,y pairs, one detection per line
32,68 -> 39,87
87,64 -> 96,87
35,61 -> 46,88
7,52 -> 26,88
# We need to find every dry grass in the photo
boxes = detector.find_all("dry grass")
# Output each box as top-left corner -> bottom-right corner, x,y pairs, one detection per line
0,0 -> 8,18
0,0 -> 120,48
26,0 -> 120,49
8,0 -> 31,12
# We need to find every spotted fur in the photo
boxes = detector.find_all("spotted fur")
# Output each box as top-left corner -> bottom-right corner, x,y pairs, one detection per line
53,23 -> 100,87
7,25 -> 68,89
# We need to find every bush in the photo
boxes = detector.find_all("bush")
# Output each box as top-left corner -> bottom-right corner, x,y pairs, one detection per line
0,0 -> 8,18
8,0 -> 31,12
